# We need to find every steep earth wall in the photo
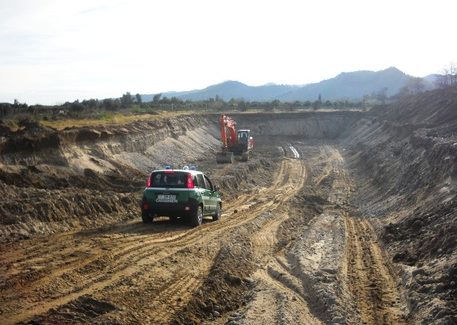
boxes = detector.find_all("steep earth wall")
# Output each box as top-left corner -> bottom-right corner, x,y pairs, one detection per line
0,115 -> 220,240
344,88 -> 457,324
232,111 -> 363,139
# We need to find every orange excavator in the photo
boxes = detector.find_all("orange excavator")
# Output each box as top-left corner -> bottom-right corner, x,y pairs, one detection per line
216,114 -> 254,163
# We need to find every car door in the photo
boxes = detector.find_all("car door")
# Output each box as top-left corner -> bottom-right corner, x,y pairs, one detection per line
203,175 -> 218,214
196,173 -> 211,213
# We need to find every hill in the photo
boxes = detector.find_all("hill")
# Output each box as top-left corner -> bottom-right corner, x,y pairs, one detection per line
142,81 -> 298,102
279,67 -> 412,100
142,67 -> 424,102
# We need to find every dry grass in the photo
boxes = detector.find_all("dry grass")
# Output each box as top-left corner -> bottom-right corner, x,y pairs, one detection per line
40,111 -> 193,130
1,120 -> 21,131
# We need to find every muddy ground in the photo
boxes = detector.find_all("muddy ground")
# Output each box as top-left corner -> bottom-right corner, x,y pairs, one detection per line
0,88 -> 456,324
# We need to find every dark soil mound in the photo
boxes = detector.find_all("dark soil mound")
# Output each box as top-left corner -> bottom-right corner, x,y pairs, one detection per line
0,119 -> 60,154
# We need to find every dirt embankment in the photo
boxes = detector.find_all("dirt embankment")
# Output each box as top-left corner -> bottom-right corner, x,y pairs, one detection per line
0,112 -> 362,242
344,88 -> 457,324
0,115 -> 220,241
231,111 -> 362,140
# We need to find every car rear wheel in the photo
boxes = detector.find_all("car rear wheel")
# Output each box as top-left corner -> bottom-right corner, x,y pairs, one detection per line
212,203 -> 221,221
191,205 -> 203,227
142,212 -> 153,224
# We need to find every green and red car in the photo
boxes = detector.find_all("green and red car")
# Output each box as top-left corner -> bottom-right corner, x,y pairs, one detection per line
141,168 -> 222,227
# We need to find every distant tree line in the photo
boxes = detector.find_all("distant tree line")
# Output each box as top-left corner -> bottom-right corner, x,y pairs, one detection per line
0,99 -> 29,118
140,93 -> 365,112
0,92 -> 368,120
0,92 -> 143,119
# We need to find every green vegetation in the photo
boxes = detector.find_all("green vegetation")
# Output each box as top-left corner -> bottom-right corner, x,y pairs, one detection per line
0,91 -> 371,129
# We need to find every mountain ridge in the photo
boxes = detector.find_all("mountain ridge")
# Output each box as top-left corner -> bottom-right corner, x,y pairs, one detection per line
142,67 -> 433,102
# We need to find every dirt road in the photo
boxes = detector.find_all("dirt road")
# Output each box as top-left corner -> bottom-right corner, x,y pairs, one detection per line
0,143 -> 407,324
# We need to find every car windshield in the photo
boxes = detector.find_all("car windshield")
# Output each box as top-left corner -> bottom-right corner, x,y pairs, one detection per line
150,171 -> 188,188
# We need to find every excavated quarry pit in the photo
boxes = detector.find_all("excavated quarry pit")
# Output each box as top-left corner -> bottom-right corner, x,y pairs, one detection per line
0,89 -> 456,325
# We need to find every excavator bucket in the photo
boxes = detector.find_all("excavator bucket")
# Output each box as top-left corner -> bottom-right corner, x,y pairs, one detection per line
216,151 -> 234,164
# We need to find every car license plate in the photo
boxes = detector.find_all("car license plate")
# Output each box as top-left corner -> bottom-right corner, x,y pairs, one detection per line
156,194 -> 177,203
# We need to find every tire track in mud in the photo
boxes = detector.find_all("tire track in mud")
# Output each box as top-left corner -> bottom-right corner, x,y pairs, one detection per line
83,157 -> 306,324
173,149 -> 308,324
240,144 -> 408,325
249,158 -> 306,262
147,273 -> 203,322
227,146 -> 325,325
0,150 -> 306,324
321,144 -> 407,324
342,215 -> 407,325
241,145 -> 331,324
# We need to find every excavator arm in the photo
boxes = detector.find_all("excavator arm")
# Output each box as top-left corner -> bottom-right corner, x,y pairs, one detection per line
219,114 -> 237,149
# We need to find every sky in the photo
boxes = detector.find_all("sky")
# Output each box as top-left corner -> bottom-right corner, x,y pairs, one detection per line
0,0 -> 456,105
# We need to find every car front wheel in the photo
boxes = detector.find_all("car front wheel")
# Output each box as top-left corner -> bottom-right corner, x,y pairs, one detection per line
212,203 -> 221,221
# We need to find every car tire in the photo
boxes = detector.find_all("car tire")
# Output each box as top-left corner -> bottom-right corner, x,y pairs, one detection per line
191,205 -> 203,227
142,212 -> 153,224
212,203 -> 221,221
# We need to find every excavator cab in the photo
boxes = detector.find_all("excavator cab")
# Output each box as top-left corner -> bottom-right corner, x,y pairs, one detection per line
237,130 -> 249,145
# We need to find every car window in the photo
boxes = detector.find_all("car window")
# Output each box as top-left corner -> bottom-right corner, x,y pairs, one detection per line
204,175 -> 213,191
196,174 -> 205,188
150,171 -> 187,188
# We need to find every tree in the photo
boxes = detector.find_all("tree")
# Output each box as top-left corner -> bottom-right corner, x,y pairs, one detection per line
436,62 -> 457,88
71,100 -> 85,112
229,98 -> 238,110
238,100 -> 247,111
103,98 -> 121,111
160,96 -> 170,104
135,93 -> 142,104
153,93 -> 162,103
121,92 -> 133,107
82,99 -> 98,109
